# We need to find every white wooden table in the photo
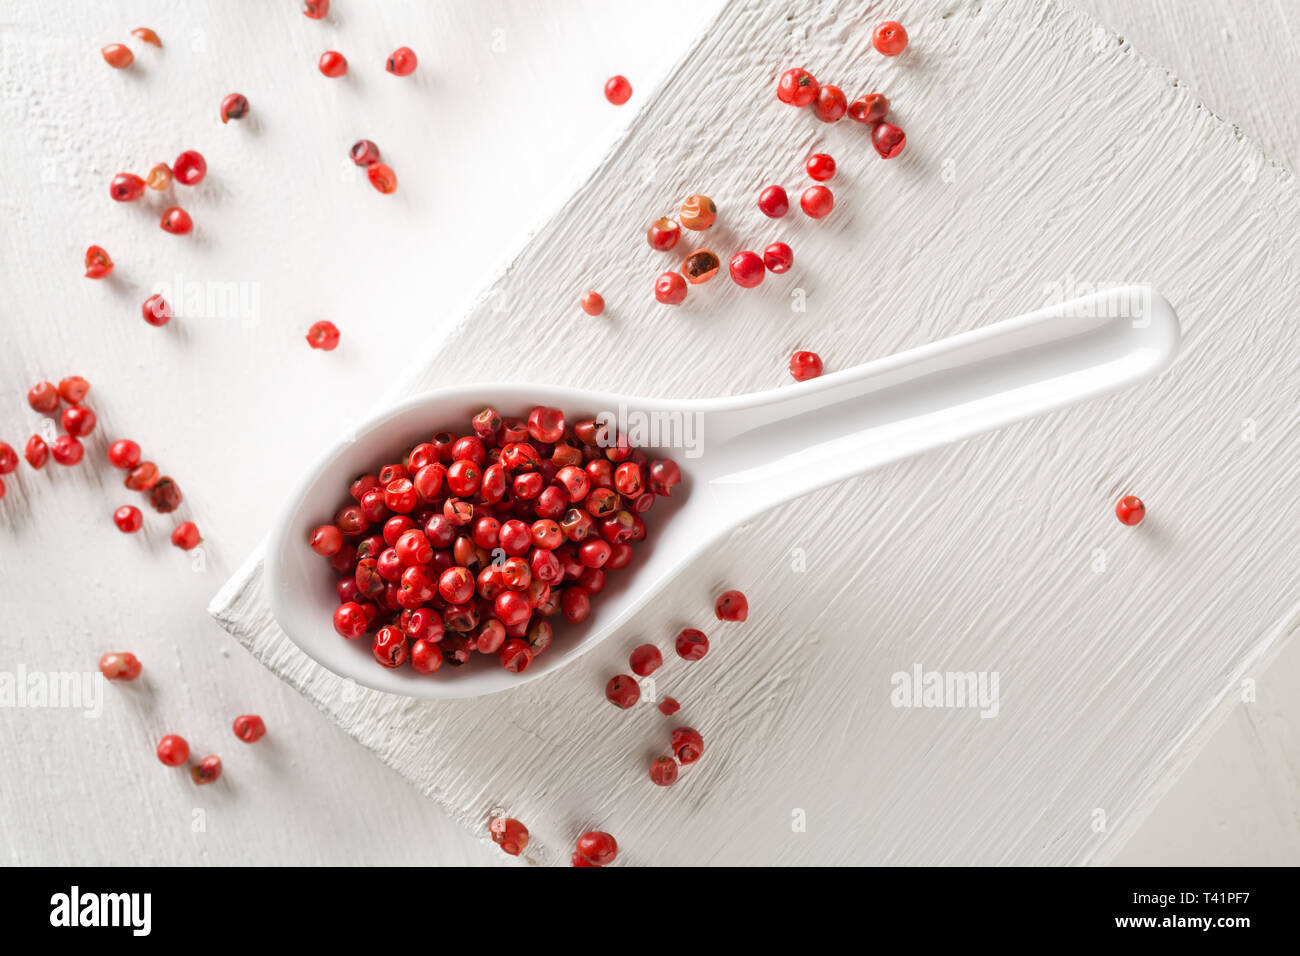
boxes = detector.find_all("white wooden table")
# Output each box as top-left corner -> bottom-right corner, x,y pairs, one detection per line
1,0 -> 1297,866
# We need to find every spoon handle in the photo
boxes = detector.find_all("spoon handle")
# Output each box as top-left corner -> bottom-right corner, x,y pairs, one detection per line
699,285 -> 1180,520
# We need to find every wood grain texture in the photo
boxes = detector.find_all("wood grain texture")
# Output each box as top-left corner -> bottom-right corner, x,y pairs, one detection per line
212,0 -> 1300,864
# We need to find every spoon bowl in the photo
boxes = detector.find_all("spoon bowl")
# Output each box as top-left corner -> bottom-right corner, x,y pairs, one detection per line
266,286 -> 1180,698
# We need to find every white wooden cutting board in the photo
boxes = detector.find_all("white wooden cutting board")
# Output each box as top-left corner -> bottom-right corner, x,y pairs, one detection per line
212,0 -> 1300,865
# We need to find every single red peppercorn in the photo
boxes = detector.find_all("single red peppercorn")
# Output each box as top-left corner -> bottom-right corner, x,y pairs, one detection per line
350,139 -> 380,166
681,249 -> 720,284
647,217 -> 681,251
873,20 -> 909,56
142,294 -> 171,327
490,817 -> 530,855
61,405 -> 97,437
848,92 -> 889,124
319,50 -> 347,77
220,92 -> 249,123
333,602 -> 369,639
125,461 -> 159,491
630,644 -> 662,676
160,207 -> 193,234
1116,495 -> 1146,526
655,271 -> 688,305
233,715 -> 266,742
102,44 -> 134,69
0,443 -> 16,475
671,726 -> 704,764
715,589 -> 749,621
110,173 -> 145,202
679,195 -> 716,230
650,755 -> 679,786
729,250 -> 765,288
800,185 -> 834,218
25,435 -> 48,469
59,376 -> 90,404
368,162 -> 397,194
776,67 -> 819,107
658,697 -> 680,716
172,521 -> 201,550
757,185 -> 789,218
84,245 -> 113,279
606,674 -> 640,709
107,439 -> 141,469
191,755 -> 222,785
789,350 -> 824,381
113,506 -> 143,533
763,242 -> 793,274
604,75 -> 632,105
303,0 -> 329,17
498,638 -> 534,672
131,27 -> 161,47
156,734 -> 189,766
99,652 -> 142,681
813,85 -> 847,122
51,435 -> 84,466
149,477 -> 182,512
373,626 -> 409,667
871,121 -> 906,159
575,831 -> 617,866
172,150 -> 207,186
386,46 -> 417,76
305,320 -> 340,350
410,638 -> 444,673
28,382 -> 59,413
675,628 -> 708,661
580,291 -> 605,316
806,152 -> 836,181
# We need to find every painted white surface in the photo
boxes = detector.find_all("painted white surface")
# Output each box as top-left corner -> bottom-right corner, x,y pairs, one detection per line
0,0 -> 1296,866
213,0 -> 1300,867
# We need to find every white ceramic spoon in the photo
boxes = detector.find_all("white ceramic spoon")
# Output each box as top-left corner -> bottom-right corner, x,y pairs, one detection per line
267,285 -> 1179,698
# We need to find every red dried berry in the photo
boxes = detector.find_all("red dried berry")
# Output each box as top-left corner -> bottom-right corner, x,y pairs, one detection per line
575,831 -> 617,866
59,376 -> 90,404
386,46 -> 417,76
333,602 -> 369,639
763,242 -> 793,274
1116,495 -> 1145,526
303,0 -> 329,18
806,152 -> 836,181
655,271 -> 688,305
671,727 -> 704,764
233,715 -> 266,742
25,435 -> 48,469
110,173 -> 145,202
113,506 -> 143,533
871,122 -> 906,159
757,185 -> 789,218
62,405 -> 97,437
142,294 -> 171,327
658,697 -> 680,716
220,92 -> 249,123
647,217 -> 681,251
580,291 -> 605,316
350,140 -> 380,166
172,521 -> 201,550
490,817 -> 530,855
679,195 -> 716,230
776,67 -> 818,107
160,207 -> 193,234
131,28 -> 161,47
319,51 -> 347,77
873,20 -> 909,56
28,382 -> 59,413
306,320 -> 340,350
813,85 -> 847,122
157,734 -> 189,766
373,626 -> 409,668
498,638 -> 534,672
149,477 -> 182,512
107,439 -> 141,469
84,245 -> 113,279
848,93 -> 889,124
715,589 -> 749,622
681,249 -> 720,284
0,443 -> 16,475
51,435 -> 84,466
99,652 -> 142,680
789,350 -> 824,381
629,644 -> 662,677
729,250 -> 765,288
368,162 -> 397,194
604,75 -> 632,105
674,628 -> 708,661
102,44 -> 134,69
606,674 -> 641,708
146,163 -> 172,190
650,755 -> 679,786
173,150 -> 207,186
191,755 -> 222,785
800,185 -> 834,218
125,461 -> 159,491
